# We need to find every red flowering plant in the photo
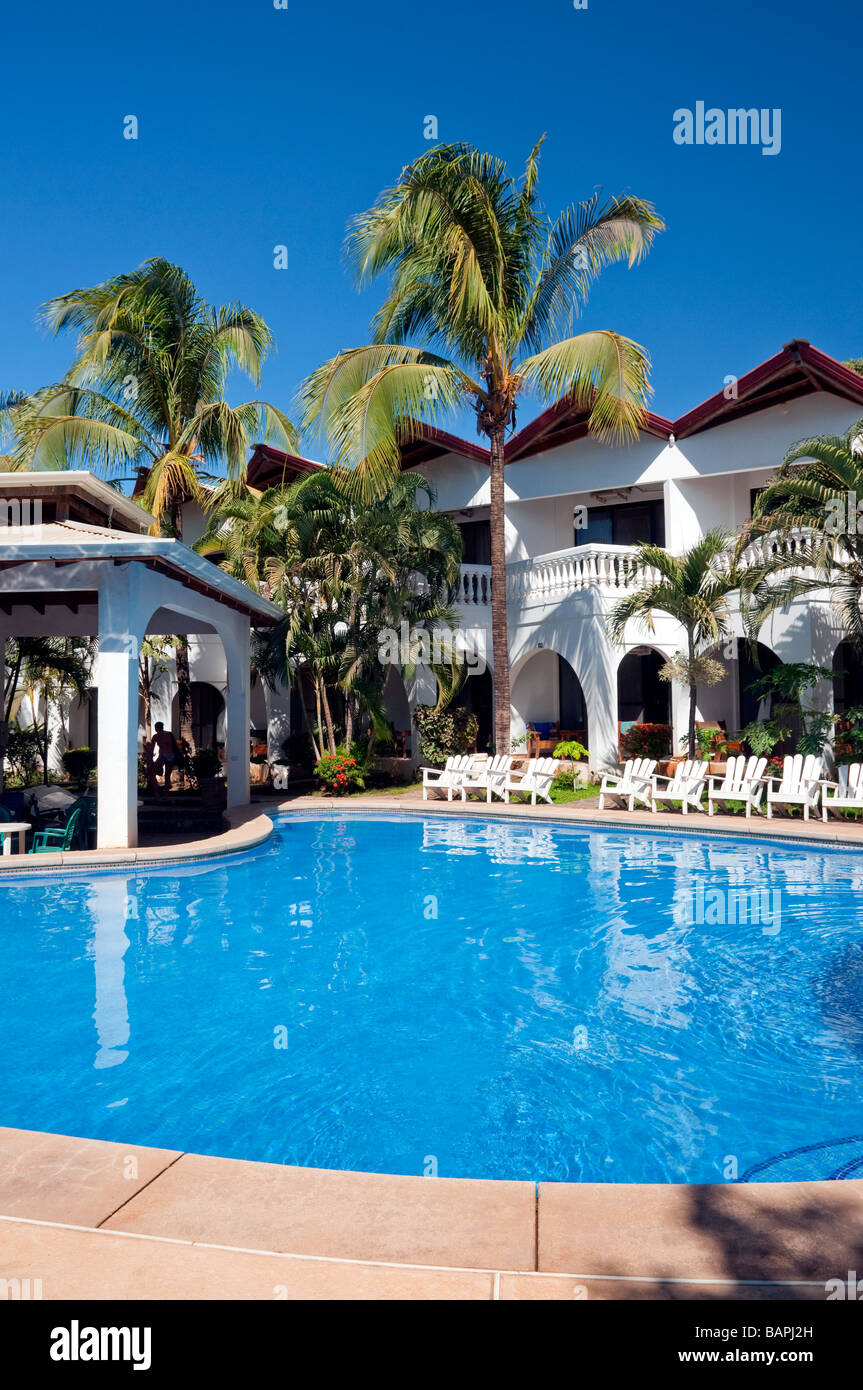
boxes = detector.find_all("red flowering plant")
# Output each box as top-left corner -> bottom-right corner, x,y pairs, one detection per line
619,722 -> 672,760
313,750 -> 365,795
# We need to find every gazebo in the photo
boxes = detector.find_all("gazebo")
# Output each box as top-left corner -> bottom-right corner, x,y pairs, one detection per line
0,472 -> 282,849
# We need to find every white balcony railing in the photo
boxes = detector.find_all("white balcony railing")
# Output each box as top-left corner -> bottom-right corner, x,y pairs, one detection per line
456,530 -> 819,609
457,543 -> 649,608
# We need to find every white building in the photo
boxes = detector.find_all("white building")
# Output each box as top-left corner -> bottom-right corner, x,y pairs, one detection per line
243,339 -> 863,770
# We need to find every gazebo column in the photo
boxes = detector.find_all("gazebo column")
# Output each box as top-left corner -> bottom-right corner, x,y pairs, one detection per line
97,565 -> 143,850
222,617 -> 251,808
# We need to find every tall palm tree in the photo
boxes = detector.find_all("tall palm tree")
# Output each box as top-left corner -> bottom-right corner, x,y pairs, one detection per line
607,531 -> 742,753
300,140 -> 663,751
0,258 -> 298,748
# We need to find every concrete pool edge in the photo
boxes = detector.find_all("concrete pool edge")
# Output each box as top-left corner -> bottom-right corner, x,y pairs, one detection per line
0,803 -> 274,875
0,1126 -> 859,1301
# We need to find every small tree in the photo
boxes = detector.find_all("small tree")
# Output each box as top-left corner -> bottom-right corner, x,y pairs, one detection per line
607,531 -> 742,754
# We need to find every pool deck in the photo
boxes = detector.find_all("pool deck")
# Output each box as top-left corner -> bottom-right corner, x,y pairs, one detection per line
2,791 -> 863,1299
2,1126 -> 861,1301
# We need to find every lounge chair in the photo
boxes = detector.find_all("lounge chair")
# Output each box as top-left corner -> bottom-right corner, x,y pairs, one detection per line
707,755 -> 768,818
765,754 -> 823,820
460,753 -> 512,803
651,759 -> 708,814
598,758 -> 657,811
29,807 -> 81,854
504,757 -> 559,806
821,762 -> 863,821
421,755 -> 473,801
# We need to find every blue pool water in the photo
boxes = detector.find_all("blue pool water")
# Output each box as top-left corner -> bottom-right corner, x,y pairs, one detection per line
2,812 -> 863,1184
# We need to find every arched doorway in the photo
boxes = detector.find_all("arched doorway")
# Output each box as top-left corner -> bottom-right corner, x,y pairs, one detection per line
172,682 -> 225,751
617,648 -> 670,725
511,649 -> 588,745
833,641 -> 863,715
738,641 -> 781,727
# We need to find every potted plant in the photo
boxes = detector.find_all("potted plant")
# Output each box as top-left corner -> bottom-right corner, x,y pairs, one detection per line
192,747 -> 225,810
552,738 -> 590,787
620,722 -> 673,772
681,727 -> 728,773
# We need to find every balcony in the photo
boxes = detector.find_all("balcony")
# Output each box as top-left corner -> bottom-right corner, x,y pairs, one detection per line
456,530 -> 816,612
457,543 -> 646,610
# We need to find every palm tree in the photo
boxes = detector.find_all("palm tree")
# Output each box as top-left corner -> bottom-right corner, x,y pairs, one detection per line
743,418 -> 863,642
200,470 -> 463,758
2,636 -> 95,788
607,531 -> 742,753
300,140 -> 663,751
0,258 -> 298,749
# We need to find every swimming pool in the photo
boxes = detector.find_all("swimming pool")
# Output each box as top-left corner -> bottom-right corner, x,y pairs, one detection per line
2,812 -> 863,1184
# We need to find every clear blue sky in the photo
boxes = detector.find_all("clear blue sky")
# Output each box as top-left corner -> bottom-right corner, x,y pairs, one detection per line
1,0 -> 859,458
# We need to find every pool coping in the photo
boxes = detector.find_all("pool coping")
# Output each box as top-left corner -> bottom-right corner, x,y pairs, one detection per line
0,803 -> 275,875
0,1126 -> 860,1301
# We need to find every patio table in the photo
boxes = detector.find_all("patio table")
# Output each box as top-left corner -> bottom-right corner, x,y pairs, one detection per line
0,822 -> 29,855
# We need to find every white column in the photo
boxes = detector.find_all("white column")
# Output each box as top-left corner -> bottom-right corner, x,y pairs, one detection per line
97,565 -> 142,849
582,637 -> 618,769
223,618 -> 251,808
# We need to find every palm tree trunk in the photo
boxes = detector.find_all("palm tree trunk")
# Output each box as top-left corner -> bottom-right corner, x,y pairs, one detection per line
687,631 -> 697,754
320,682 -> 337,756
488,423 -> 511,752
40,691 -> 50,784
345,694 -> 353,755
139,658 -> 153,741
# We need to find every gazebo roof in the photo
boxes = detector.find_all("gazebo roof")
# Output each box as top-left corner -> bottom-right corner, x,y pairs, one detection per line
0,470 -> 154,533
0,517 -> 283,625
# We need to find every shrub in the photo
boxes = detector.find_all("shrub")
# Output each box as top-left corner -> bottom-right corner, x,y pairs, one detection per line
414,706 -> 479,767
552,739 -> 589,761
192,747 -> 222,783
314,750 -> 365,795
619,722 -> 672,759
281,732 -> 314,765
5,725 -> 45,784
62,746 -> 97,788
680,728 -> 727,760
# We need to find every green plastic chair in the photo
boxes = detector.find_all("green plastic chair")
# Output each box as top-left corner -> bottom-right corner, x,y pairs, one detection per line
0,806 -> 12,823
29,807 -> 82,854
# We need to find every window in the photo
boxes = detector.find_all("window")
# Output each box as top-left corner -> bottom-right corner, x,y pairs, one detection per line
575,499 -> 665,547
458,519 -> 491,565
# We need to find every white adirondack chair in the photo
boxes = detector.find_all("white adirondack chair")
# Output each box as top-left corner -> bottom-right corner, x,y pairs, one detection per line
707,755 -> 768,818
504,757 -> 559,806
821,762 -> 863,821
765,754 -> 823,820
598,758 -> 657,811
651,759 -> 709,814
460,753 -> 512,803
421,754 -> 473,801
